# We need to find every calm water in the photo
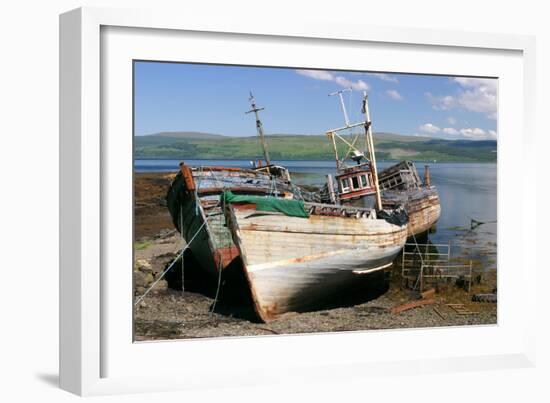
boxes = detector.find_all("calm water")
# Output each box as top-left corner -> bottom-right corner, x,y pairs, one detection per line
135,159 -> 497,268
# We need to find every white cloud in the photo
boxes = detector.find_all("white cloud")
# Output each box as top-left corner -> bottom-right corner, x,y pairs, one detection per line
453,77 -> 497,92
442,127 -> 459,135
367,73 -> 399,83
426,78 -> 497,119
447,117 -> 457,125
417,124 -> 496,140
425,92 -> 455,111
459,127 -> 490,139
296,69 -> 370,91
386,89 -> 403,101
335,76 -> 369,91
455,80 -> 497,117
419,123 -> 440,134
296,69 -> 334,81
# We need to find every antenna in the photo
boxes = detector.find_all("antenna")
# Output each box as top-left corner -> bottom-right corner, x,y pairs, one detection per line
329,88 -> 352,127
246,92 -> 271,166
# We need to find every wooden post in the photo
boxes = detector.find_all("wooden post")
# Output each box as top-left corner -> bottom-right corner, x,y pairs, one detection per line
326,174 -> 337,204
402,247 -> 407,288
181,252 -> 185,294
327,131 -> 339,170
362,92 -> 382,210
424,164 -> 431,187
468,260 -> 472,293
425,243 -> 429,264
418,264 -> 424,292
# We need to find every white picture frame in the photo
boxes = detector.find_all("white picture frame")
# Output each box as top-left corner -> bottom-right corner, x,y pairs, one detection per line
60,6 -> 537,396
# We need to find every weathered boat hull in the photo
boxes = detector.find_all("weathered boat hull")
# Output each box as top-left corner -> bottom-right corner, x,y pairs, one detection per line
166,165 -> 319,280
382,187 -> 441,238
226,205 -> 408,322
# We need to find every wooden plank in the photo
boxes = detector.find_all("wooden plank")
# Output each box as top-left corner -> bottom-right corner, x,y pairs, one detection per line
433,307 -> 446,320
391,298 -> 435,314
421,288 -> 436,299
446,303 -> 479,315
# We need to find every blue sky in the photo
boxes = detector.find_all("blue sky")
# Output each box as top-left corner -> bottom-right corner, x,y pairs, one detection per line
134,61 -> 497,140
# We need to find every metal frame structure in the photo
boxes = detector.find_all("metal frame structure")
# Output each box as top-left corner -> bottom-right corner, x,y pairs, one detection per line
401,242 -> 474,292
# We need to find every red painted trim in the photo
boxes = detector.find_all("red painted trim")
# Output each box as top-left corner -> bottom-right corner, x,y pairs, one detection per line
340,188 -> 376,199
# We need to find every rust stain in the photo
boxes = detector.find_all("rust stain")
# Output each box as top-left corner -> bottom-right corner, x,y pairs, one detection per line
232,203 -> 257,211
213,246 -> 240,270
197,187 -> 270,195
179,162 -> 196,191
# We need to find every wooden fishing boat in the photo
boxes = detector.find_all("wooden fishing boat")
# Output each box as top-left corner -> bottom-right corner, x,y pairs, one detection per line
166,164 -> 318,280
224,195 -> 408,321
321,90 -> 441,239
329,160 -> 441,238
220,91 -> 409,321
378,161 -> 441,238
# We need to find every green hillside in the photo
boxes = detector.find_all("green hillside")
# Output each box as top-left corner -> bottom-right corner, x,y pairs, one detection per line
134,131 -> 497,162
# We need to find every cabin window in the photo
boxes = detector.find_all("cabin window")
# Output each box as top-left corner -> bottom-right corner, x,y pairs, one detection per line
341,178 -> 351,192
360,174 -> 369,188
351,176 -> 360,190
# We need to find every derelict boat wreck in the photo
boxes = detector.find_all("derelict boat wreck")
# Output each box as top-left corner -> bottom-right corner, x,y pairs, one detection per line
378,160 -> 441,238
166,164 -> 318,281
329,160 -> 441,239
166,91 -> 408,322
217,91 -> 408,321
223,192 -> 408,322
321,89 -> 441,239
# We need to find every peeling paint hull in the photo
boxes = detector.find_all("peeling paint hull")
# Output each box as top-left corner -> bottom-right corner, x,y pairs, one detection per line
377,161 -> 441,238
381,187 -> 441,238
227,206 -> 408,322
166,166 -> 318,280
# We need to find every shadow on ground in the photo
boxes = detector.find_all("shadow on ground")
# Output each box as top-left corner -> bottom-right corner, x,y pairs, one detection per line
165,251 -> 390,323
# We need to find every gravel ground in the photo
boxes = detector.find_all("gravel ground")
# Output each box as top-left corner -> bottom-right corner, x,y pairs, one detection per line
134,280 -> 497,341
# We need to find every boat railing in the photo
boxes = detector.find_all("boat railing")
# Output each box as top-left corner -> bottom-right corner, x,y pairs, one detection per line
304,202 -> 376,219
401,242 -> 475,292
419,262 -> 474,293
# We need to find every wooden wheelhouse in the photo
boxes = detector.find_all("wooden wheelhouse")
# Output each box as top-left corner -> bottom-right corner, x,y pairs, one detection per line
336,163 -> 376,202
325,89 -> 382,209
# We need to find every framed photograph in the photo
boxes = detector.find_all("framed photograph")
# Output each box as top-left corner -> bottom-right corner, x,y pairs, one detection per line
60,7 -> 536,396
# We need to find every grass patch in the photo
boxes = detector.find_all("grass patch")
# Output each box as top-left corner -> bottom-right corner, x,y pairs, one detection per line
135,240 -> 152,250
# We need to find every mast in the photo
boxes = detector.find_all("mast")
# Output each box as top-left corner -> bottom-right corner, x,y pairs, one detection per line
328,88 -> 352,170
362,91 -> 382,210
246,92 -> 271,166
329,88 -> 352,127
327,131 -> 340,170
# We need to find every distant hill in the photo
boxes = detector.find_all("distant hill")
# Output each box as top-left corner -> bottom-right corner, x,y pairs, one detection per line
134,131 -> 497,162
150,131 -> 226,139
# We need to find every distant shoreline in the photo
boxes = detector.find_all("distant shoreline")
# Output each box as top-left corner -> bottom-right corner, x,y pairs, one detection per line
134,131 -> 497,163
134,157 -> 497,164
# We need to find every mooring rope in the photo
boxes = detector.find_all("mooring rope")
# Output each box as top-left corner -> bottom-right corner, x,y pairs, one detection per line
410,230 -> 426,291
209,195 -> 226,315
134,199 -> 221,306
180,205 -> 185,294
210,254 -> 224,316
